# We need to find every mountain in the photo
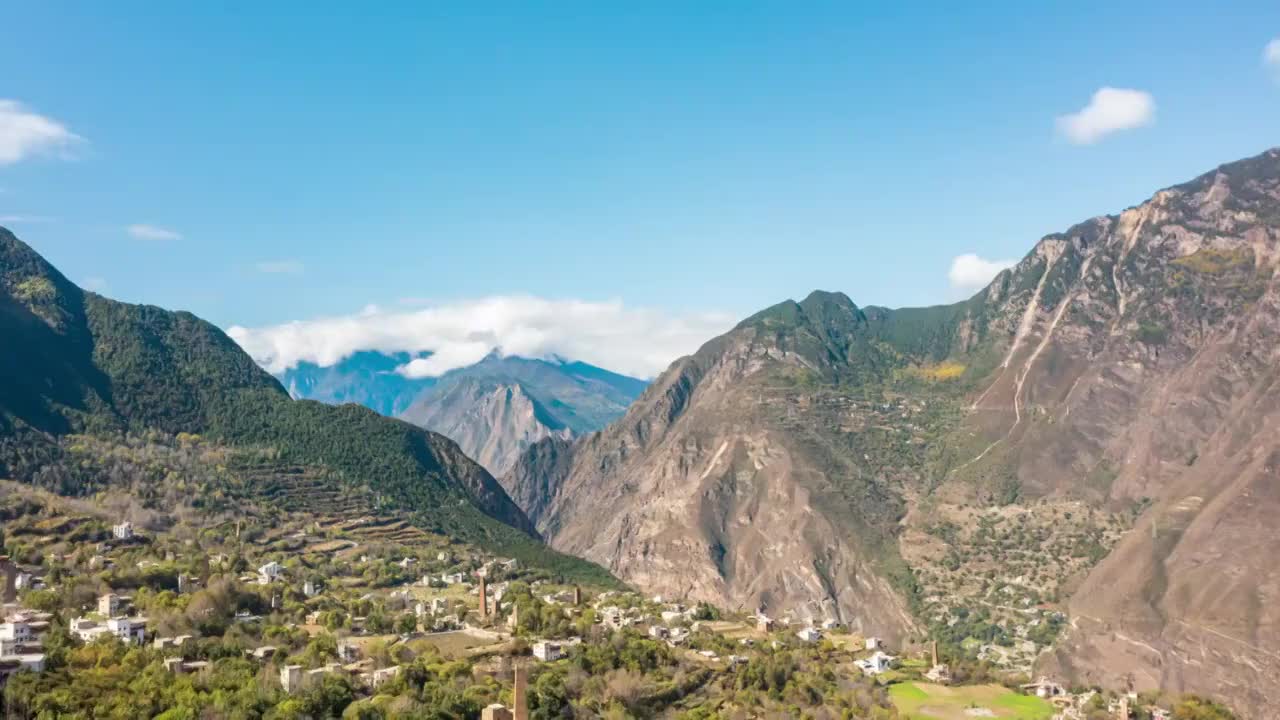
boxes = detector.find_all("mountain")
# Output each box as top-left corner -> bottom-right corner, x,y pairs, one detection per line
399,354 -> 647,475
279,351 -> 436,416
0,227 -> 613,582
503,148 -> 1280,717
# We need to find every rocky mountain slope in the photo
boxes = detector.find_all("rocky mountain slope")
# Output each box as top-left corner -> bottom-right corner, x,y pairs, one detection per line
400,354 -> 646,475
504,148 -> 1280,717
0,228 -> 613,582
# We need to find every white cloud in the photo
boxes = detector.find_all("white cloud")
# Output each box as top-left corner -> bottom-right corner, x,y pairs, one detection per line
0,214 -> 55,224
949,253 -> 1016,293
1056,87 -> 1155,145
127,223 -> 182,241
227,296 -> 736,379
0,100 -> 82,165
1266,38 -> 1280,75
255,260 -> 305,275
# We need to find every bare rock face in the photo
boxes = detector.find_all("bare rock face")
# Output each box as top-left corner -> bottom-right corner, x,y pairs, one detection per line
402,377 -> 573,477
974,152 -> 1280,719
508,296 -> 932,641
505,147 -> 1280,716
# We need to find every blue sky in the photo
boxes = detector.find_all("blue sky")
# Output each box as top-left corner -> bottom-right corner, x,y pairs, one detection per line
2,2 -> 1279,375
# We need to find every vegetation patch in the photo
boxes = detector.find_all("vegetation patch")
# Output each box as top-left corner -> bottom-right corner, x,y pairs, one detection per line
889,681 -> 1053,720
1171,247 -> 1252,275
904,362 -> 968,382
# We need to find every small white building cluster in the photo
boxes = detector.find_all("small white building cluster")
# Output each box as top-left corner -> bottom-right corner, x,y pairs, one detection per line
71,592 -> 149,645
855,650 -> 895,676
280,660 -> 402,694
0,606 -> 52,685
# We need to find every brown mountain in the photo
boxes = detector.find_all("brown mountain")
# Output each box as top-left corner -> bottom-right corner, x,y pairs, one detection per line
504,148 -> 1280,717
402,376 -> 574,476
399,355 -> 646,476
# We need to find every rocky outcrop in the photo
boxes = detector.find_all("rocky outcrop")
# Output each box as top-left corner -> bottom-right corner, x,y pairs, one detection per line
399,355 -> 646,476
402,378 -> 573,477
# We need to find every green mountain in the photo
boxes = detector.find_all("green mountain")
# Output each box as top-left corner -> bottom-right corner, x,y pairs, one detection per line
0,227 -> 612,582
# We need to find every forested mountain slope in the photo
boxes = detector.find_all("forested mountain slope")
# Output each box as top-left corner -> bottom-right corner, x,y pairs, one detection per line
0,228 -> 612,582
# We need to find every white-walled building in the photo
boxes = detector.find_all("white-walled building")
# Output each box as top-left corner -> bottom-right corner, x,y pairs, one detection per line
532,641 -> 563,662
855,651 -> 895,676
98,593 -> 123,618
108,617 -> 147,645
258,562 -> 284,584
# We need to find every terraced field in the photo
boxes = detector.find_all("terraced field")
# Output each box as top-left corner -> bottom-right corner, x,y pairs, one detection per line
889,682 -> 1052,720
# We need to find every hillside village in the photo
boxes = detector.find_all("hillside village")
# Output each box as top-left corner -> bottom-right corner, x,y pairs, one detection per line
0,463 -> 1215,720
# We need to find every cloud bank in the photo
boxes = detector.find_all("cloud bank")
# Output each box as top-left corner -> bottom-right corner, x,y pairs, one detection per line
1266,38 -> 1280,76
949,253 -> 1016,294
0,100 -> 82,165
127,223 -> 182,241
227,296 -> 736,379
1056,87 -> 1155,145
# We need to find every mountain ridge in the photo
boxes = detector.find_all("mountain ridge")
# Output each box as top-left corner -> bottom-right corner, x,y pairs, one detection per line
0,227 -> 616,582
503,146 -> 1280,718
398,353 -> 647,474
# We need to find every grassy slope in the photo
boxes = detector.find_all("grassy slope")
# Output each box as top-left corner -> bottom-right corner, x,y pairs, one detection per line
889,682 -> 1053,720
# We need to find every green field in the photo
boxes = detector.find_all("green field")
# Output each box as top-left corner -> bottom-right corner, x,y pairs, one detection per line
889,682 -> 1054,720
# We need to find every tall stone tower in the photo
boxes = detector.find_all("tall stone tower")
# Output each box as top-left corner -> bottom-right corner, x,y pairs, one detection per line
0,556 -> 17,604
513,661 -> 529,720
573,585 -> 581,606
479,574 -> 489,618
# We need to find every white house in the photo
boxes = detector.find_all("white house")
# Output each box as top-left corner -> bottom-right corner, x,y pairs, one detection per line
0,648 -> 45,683
864,637 -> 882,651
258,562 -> 284,584
112,522 -> 134,540
1020,677 -> 1065,699
0,621 -> 33,643
303,580 -> 319,598
796,627 -> 822,643
70,617 -> 107,643
280,665 -> 303,693
98,593 -> 123,618
855,651 -> 895,676
108,617 -> 147,645
532,641 -> 563,662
